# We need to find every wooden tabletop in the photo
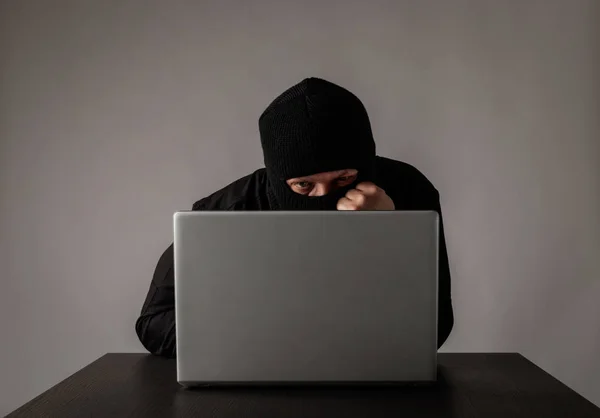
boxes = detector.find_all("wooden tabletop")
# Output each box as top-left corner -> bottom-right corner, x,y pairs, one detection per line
7,353 -> 600,417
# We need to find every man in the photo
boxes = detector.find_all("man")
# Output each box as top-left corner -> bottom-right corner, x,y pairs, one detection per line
136,77 -> 454,358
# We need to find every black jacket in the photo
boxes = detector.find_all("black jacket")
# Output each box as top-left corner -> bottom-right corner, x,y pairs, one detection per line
135,157 -> 454,357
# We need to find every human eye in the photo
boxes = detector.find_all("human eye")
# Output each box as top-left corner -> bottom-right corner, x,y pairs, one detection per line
292,181 -> 313,193
337,175 -> 356,184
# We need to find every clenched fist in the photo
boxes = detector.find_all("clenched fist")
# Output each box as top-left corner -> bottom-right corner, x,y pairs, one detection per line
337,182 -> 395,211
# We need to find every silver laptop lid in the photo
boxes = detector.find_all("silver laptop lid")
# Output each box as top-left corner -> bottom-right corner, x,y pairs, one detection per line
174,211 -> 438,385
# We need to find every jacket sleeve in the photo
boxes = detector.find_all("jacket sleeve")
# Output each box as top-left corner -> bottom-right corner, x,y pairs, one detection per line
435,199 -> 455,348
403,168 -> 455,348
135,243 -> 176,358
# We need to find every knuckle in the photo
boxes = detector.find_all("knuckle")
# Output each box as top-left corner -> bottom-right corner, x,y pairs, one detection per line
359,182 -> 378,194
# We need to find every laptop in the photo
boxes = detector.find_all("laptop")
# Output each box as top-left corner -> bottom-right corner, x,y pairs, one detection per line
174,211 -> 439,386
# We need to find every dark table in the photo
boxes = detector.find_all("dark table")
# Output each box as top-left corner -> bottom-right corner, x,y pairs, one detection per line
7,353 -> 600,417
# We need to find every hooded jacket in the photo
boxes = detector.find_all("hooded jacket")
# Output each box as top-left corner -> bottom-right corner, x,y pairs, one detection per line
135,157 -> 455,358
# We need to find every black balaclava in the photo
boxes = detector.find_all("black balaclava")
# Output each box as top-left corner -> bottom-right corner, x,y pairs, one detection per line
259,77 -> 376,210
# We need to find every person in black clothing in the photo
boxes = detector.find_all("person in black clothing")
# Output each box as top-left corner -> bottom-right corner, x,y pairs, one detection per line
136,77 -> 454,358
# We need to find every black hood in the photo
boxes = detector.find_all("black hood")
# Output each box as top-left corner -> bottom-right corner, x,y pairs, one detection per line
258,77 -> 376,210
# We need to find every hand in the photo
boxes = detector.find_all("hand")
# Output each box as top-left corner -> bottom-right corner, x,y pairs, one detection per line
337,182 -> 395,211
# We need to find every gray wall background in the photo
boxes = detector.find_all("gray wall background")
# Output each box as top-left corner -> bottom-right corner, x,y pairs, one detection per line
1,0 -> 599,414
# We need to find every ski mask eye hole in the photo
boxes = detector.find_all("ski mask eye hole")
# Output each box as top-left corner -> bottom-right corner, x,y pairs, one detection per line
286,169 -> 358,196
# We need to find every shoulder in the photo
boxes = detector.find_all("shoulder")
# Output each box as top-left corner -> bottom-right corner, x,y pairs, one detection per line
375,156 -> 437,192
191,168 -> 268,210
374,156 -> 439,208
